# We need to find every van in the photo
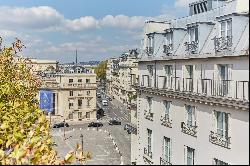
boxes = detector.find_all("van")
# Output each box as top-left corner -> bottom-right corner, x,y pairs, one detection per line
102,99 -> 108,106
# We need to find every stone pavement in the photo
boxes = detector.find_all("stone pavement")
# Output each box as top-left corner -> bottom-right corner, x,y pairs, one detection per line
52,127 -> 124,165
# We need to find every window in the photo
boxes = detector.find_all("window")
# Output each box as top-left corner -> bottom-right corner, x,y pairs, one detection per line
69,90 -> 73,96
87,99 -> 91,107
69,113 -> 73,119
69,102 -> 73,109
78,79 -> 82,83
218,65 -> 229,80
78,99 -> 82,109
186,146 -> 195,165
188,27 -> 199,43
148,35 -> 154,48
214,158 -> 229,165
215,111 -> 229,138
220,19 -> 232,38
147,97 -> 153,114
165,65 -> 173,77
86,79 -> 90,83
78,112 -> 82,119
147,65 -> 154,76
87,90 -> 91,95
186,105 -> 196,127
86,112 -> 90,118
164,101 -> 171,119
186,65 -> 194,78
147,129 -> 152,156
69,79 -> 73,83
165,32 -> 173,46
163,137 -> 171,164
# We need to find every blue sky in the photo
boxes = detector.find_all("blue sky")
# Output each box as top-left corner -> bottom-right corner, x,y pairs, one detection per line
0,0 -> 192,63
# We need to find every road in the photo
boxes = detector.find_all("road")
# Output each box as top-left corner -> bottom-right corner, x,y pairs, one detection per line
51,86 -> 132,165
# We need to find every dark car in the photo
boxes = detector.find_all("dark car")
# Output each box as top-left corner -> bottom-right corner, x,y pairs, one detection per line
108,120 -> 121,125
107,96 -> 112,101
53,122 -> 69,128
88,122 -> 103,127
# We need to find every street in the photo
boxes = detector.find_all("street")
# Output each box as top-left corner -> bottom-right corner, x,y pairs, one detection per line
51,86 -> 131,165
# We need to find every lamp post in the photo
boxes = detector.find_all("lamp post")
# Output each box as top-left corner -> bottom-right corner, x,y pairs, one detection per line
63,119 -> 66,140
80,134 -> 84,152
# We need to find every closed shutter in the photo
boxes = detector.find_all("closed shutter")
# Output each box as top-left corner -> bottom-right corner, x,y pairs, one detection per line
184,146 -> 187,165
212,110 -> 217,132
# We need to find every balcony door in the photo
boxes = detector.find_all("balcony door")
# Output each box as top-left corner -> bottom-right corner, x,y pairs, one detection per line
218,64 -> 229,96
184,65 -> 194,92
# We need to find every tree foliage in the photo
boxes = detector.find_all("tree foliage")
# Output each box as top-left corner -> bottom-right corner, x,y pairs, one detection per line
94,60 -> 107,80
0,37 -> 91,164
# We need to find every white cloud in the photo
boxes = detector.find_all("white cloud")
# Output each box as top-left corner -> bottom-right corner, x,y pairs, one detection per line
65,16 -> 99,31
101,15 -> 147,29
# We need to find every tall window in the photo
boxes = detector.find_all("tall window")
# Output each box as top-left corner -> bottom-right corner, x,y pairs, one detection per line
69,79 -> 73,83
218,65 -> 229,80
69,102 -> 73,109
215,111 -> 229,138
69,90 -> 73,96
86,79 -> 90,83
78,79 -> 82,83
147,97 -> 153,114
163,137 -> 171,164
164,101 -> 171,119
186,146 -> 195,165
165,65 -> 173,77
148,35 -> 154,48
186,105 -> 196,127
220,19 -> 232,38
214,158 -> 228,165
165,32 -> 173,46
147,65 -> 154,76
87,99 -> 91,107
78,99 -> 82,109
78,112 -> 82,119
188,26 -> 199,43
147,129 -> 152,157
186,65 -> 194,78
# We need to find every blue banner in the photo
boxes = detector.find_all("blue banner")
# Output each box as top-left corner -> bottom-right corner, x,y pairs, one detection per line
40,90 -> 53,113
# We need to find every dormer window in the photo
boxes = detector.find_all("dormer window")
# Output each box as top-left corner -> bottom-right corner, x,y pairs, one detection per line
185,26 -> 199,54
190,1 -> 208,15
146,34 -> 154,55
163,32 -> 173,55
220,19 -> 232,38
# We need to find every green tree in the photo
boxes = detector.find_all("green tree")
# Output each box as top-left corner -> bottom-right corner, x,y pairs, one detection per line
0,37 -> 91,164
94,60 -> 107,80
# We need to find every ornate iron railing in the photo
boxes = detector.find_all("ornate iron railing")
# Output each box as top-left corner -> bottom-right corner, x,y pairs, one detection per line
213,36 -> 233,52
160,157 -> 172,165
184,41 -> 199,54
144,147 -> 153,159
163,44 -> 173,55
209,131 -> 231,149
144,110 -> 154,121
160,116 -> 172,128
146,47 -> 154,55
181,122 -> 197,137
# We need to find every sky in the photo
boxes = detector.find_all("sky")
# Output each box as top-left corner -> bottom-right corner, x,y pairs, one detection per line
0,0 -> 195,63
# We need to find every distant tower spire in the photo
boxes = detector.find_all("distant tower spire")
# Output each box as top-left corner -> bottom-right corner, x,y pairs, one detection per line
75,50 -> 78,64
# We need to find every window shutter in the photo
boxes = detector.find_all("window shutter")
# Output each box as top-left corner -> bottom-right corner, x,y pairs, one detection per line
212,110 -> 217,131
170,138 -> 172,164
184,146 -> 187,165
184,105 -> 187,123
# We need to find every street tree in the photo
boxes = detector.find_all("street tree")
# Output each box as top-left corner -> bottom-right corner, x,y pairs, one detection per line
0,37 -> 91,164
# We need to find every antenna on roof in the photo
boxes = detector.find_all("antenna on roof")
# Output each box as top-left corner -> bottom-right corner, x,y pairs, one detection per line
75,50 -> 78,64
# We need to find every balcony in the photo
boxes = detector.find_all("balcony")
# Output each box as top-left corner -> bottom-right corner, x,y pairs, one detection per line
209,131 -> 231,149
160,157 -> 172,165
40,83 -> 97,90
184,41 -> 199,54
163,44 -> 173,55
160,116 -> 172,128
144,110 -> 154,121
213,36 -> 233,52
134,76 -> 249,110
146,47 -> 154,55
144,147 -> 153,159
181,122 -> 197,137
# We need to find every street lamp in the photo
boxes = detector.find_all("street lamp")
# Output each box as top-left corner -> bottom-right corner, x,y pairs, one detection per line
80,134 -> 84,152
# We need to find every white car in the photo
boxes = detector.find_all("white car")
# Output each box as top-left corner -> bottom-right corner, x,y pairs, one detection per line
102,99 -> 108,106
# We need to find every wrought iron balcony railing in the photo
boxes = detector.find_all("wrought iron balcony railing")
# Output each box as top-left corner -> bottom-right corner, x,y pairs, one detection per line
181,122 -> 197,137
137,76 -> 249,101
160,116 -> 172,128
144,147 -> 153,159
213,36 -> 233,52
209,131 -> 231,149
146,47 -> 154,55
184,41 -> 199,54
144,110 -> 154,121
163,44 -> 173,55
160,157 -> 172,165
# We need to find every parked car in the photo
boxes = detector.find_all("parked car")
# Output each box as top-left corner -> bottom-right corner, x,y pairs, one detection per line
97,93 -> 101,98
108,119 -> 121,125
102,99 -> 108,106
88,122 -> 103,127
53,122 -> 69,128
